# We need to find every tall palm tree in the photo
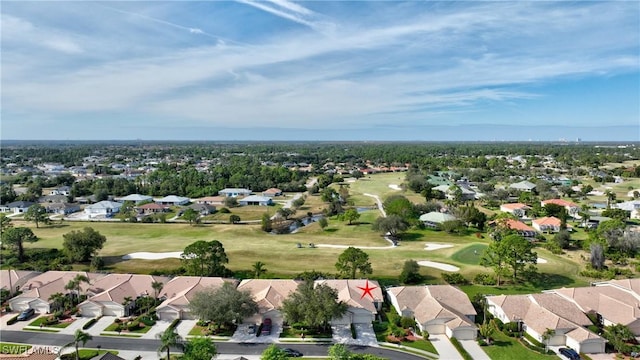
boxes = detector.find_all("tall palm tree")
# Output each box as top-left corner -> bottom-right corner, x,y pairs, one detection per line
252,261 -> 267,279
73,274 -> 90,302
49,292 -> 70,312
64,330 -> 92,360
605,190 -> 616,209
151,281 -> 164,300
541,328 -> 555,352
65,279 -> 79,305
157,327 -> 182,360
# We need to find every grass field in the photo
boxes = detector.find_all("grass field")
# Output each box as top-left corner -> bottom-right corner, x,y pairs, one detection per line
450,244 -> 487,265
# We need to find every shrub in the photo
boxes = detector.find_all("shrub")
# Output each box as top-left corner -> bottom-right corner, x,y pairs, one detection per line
442,272 -> 468,285
588,325 -> 600,334
450,337 -> 474,360
493,319 -> 504,331
168,318 -> 181,330
114,318 -> 122,324
350,323 -> 357,339
139,316 -> 155,326
473,273 -> 497,285
400,316 -> 416,329
6,315 -> 19,325
83,318 -> 98,330
127,321 -> 140,331
218,207 -> 230,214
422,330 -> 429,340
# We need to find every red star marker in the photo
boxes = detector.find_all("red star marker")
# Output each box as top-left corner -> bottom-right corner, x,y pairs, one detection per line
357,280 -> 378,300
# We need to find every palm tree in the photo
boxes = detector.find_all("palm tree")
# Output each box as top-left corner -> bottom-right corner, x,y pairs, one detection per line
65,279 -> 79,305
73,274 -> 90,302
49,292 -> 70,312
541,328 -> 555,352
252,261 -> 267,278
478,322 -> 494,344
152,281 -> 164,300
157,327 -> 182,360
605,190 -> 616,208
64,330 -> 92,360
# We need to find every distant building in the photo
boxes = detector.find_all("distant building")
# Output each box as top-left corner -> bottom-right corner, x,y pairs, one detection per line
218,188 -> 252,198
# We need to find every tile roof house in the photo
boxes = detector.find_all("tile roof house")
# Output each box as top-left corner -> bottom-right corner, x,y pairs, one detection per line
84,201 -> 122,218
489,218 -> 537,238
188,203 -> 216,215
155,276 -> 237,320
155,195 -> 190,206
486,293 -> 605,354
49,186 -> 71,196
387,285 -> 477,340
509,180 -> 537,192
78,274 -> 169,317
499,203 -> 531,218
193,196 -> 225,205
541,199 -> 579,215
9,271 -> 105,314
0,270 -> 40,295
115,194 -> 153,204
218,188 -> 252,198
136,202 -> 170,214
238,195 -> 273,206
237,279 -> 302,325
43,203 -> 81,215
616,200 -> 640,219
532,216 -> 569,233
315,279 -> 383,325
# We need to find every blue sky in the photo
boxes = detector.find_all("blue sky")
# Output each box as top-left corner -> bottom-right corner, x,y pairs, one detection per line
1,1 -> 639,141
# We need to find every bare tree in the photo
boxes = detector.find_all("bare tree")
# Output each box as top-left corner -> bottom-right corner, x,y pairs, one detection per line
590,243 -> 605,270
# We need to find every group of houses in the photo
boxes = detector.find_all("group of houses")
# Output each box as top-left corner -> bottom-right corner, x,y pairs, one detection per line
487,279 -> 640,354
2,270 -> 481,342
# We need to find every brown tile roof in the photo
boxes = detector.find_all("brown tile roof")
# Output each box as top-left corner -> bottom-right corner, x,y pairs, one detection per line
541,199 -> 578,208
389,285 -> 476,327
531,293 -> 591,326
315,279 -> 383,314
501,203 -> 531,210
157,276 -> 236,311
238,279 -> 302,314
0,270 -> 40,293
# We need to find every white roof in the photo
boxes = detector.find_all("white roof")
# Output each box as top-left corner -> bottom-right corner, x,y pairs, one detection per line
239,195 -> 271,202
220,188 -> 252,193
118,194 -> 153,202
157,195 -> 190,203
510,180 -> 537,190
86,201 -> 122,210
616,201 -> 640,211
419,212 -> 457,223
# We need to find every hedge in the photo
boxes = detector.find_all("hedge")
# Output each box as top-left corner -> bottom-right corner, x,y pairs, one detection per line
350,324 -> 357,339
82,318 -> 98,330
6,315 -> 19,326
168,319 -> 181,331
450,337 -> 474,360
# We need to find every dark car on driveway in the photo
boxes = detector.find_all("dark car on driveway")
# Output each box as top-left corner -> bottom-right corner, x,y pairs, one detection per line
282,348 -> 303,357
559,347 -> 581,360
16,308 -> 35,321
261,318 -> 272,335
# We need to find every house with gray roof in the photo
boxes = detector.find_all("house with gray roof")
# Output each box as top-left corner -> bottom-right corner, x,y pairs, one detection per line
419,212 -> 457,228
84,201 -> 122,218
155,195 -> 190,206
238,195 -> 272,206
0,201 -> 36,214
509,180 -> 537,192
218,188 -> 252,198
115,194 -> 153,204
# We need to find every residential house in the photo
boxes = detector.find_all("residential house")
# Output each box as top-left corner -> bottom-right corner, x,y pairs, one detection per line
218,188 -> 252,198
541,199 -> 579,217
84,201 -> 122,218
238,195 -> 273,206
155,195 -> 190,206
486,293 -> 605,354
432,184 -> 476,201
9,271 -> 104,313
499,203 -> 531,218
0,201 -> 36,214
155,276 -> 237,320
489,218 -> 537,238
532,216 -> 569,233
262,188 -> 283,197
136,202 -> 170,215
581,215 -> 612,229
115,194 -> 153,204
193,196 -> 225,205
188,203 -> 216,215
509,180 -> 537,192
237,279 -> 302,326
49,186 -> 71,196
0,270 -> 40,295
419,212 -> 457,228
39,195 -> 69,203
79,274 -> 169,317
315,279 -> 383,326
616,200 -> 640,219
550,279 -> 640,336
387,285 -> 477,340
43,203 -> 81,215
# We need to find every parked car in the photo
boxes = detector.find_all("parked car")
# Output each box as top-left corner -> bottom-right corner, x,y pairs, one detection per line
282,348 -> 303,357
559,347 -> 581,360
261,318 -> 272,335
16,308 -> 35,321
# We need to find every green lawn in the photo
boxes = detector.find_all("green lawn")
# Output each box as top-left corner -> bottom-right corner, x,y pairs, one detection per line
450,244 -> 487,265
481,328 -> 557,360
28,316 -> 73,328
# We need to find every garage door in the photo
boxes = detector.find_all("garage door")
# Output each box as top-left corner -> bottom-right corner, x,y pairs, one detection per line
352,313 -> 372,324
158,310 -> 180,321
452,328 -> 477,340
33,304 -> 50,315
103,306 -> 124,317
80,306 -> 102,318
424,324 -> 445,335
10,302 -> 29,312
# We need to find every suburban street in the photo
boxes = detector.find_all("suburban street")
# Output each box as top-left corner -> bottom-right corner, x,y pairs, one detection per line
0,330 -> 427,360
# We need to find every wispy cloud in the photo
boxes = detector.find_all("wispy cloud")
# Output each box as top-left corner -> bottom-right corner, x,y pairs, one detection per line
236,0 -> 334,33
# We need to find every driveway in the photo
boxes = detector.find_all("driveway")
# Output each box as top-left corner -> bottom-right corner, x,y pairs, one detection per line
176,319 -> 197,339
85,316 -> 117,336
459,339 -> 490,360
231,322 -> 281,343
430,334 -> 463,360
331,324 -> 378,346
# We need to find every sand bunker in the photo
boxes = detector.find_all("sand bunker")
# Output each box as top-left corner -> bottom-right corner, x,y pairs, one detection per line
388,184 -> 401,190
122,252 -> 183,260
417,261 -> 460,272
537,257 -> 548,264
424,243 -> 454,251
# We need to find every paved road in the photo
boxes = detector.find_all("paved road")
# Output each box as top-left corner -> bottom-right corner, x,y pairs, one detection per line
0,331 -> 425,360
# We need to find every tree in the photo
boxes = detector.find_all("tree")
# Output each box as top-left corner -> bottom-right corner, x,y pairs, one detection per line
605,190 -> 616,208
2,227 -> 37,262
223,197 -> 238,208
182,336 -> 217,360
152,281 -> 165,300
383,195 -> 416,221
399,260 -> 423,284
277,208 -> 294,220
119,201 -> 136,221
49,292 -> 71,312
372,215 -> 409,238
318,217 -> 329,231
590,243 -> 605,270
24,204 -> 49,228
543,203 -> 566,218
182,208 -> 199,225
335,247 -> 372,279
341,208 -> 361,225
328,344 -> 351,360
281,281 -> 347,330
252,261 -> 267,278
261,344 -> 288,360
0,214 -> 12,236
604,323 -> 634,354
157,327 -> 182,360
553,230 -> 571,249
478,322 -> 494,343
63,227 -> 107,262
481,235 -> 536,285
455,205 -> 487,230
541,328 -> 555,352
189,282 -> 258,329
64,330 -> 92,360
181,240 -> 229,277
229,214 -> 241,224
65,274 -> 89,305
261,213 -> 273,232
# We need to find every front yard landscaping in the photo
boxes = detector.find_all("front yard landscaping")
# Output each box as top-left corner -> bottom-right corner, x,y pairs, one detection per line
188,320 -> 236,337
103,315 -> 156,334
280,323 -> 332,338
373,307 -> 437,355
28,312 -> 75,328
